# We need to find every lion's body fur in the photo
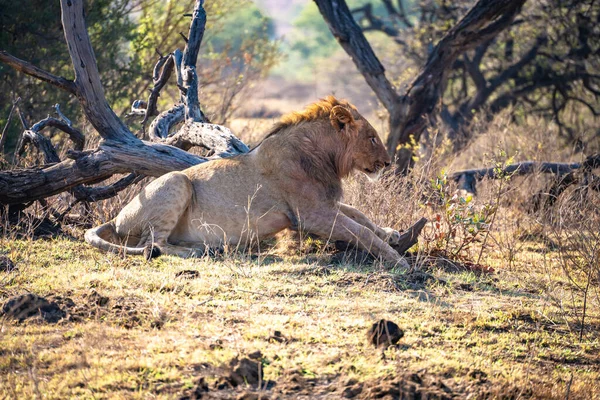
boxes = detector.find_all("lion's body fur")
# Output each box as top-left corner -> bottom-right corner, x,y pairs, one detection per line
85,96 -> 408,266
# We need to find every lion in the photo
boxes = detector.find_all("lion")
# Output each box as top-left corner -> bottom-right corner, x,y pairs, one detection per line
85,96 -> 408,268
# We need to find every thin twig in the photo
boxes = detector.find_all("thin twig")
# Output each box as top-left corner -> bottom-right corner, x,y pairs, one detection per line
0,97 -> 20,153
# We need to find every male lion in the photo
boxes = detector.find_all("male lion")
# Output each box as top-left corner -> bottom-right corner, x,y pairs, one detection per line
85,96 -> 408,268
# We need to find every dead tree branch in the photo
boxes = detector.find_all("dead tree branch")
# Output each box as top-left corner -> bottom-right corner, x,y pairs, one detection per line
72,173 -> 143,202
141,54 -> 175,127
392,217 -> 428,254
0,51 -> 77,95
0,0 -> 249,206
450,153 -> 600,197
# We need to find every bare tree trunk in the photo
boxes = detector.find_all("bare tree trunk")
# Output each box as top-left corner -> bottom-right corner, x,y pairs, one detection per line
314,0 -> 526,173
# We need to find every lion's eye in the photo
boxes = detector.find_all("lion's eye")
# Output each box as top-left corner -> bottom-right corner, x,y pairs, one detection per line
370,137 -> 377,145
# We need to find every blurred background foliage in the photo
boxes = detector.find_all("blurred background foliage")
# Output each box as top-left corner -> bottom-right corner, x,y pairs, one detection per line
0,0 -> 598,158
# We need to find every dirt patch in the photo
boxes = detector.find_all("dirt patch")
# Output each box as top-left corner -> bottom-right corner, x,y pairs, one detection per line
228,356 -> 263,387
1,293 -> 66,323
356,373 -> 455,399
38,290 -> 161,329
177,360 -> 527,399
176,270 -> 201,279
344,371 -> 526,399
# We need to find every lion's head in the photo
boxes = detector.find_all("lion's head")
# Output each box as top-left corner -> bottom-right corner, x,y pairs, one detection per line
259,96 -> 391,190
328,101 -> 390,181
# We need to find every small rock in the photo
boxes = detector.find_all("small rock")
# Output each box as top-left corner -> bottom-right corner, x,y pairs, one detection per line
367,319 -> 404,347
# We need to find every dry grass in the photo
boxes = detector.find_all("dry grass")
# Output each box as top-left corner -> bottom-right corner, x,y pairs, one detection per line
1,113 -> 600,399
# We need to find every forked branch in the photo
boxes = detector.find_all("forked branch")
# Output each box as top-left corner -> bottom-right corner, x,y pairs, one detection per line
0,0 -> 249,206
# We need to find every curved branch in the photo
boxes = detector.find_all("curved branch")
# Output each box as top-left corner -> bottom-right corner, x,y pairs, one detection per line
30,117 -> 85,151
141,54 -> 175,127
73,173 -> 144,202
164,120 -> 249,156
148,104 -> 186,141
0,51 -> 77,95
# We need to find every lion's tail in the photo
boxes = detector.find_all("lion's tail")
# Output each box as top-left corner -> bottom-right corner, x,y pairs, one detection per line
85,221 -> 148,256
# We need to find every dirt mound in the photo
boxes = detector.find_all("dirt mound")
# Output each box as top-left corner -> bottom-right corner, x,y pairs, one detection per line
367,319 -> 405,347
1,293 -> 66,323
176,269 -> 201,279
228,356 -> 263,387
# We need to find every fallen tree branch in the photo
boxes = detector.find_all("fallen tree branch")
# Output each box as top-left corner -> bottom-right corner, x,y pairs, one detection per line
18,129 -> 60,164
450,153 -> 600,195
148,104 -> 186,141
73,173 -> 143,202
29,116 -> 85,151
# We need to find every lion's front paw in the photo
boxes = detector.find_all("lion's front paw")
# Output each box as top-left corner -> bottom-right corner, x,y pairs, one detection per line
382,227 -> 402,246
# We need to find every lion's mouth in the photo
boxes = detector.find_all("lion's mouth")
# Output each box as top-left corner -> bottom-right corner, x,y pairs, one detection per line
362,167 -> 382,182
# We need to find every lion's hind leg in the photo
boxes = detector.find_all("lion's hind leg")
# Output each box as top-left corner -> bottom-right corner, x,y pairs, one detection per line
116,171 -> 196,258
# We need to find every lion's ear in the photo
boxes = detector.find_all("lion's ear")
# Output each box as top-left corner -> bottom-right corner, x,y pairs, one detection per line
330,105 -> 354,131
